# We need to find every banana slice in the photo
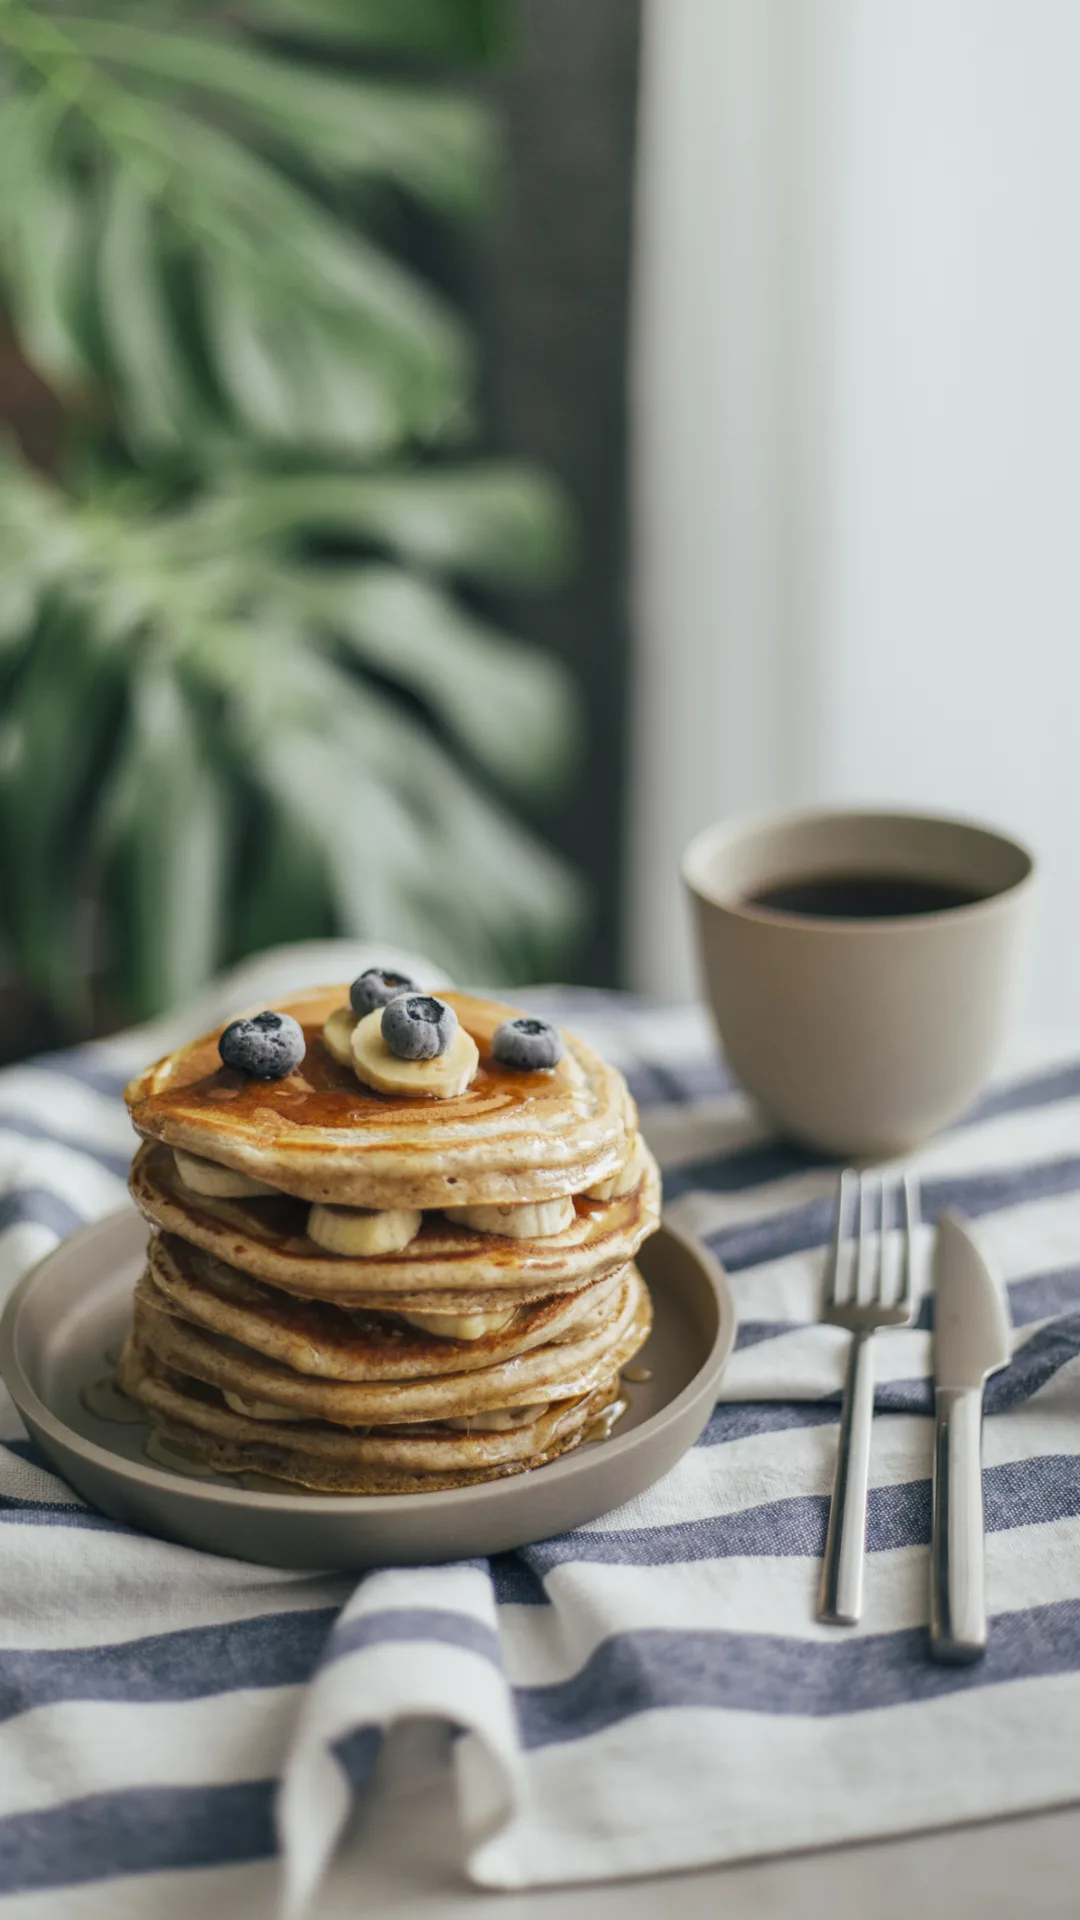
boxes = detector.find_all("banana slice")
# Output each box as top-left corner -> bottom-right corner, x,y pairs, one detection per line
397,1305 -> 517,1341
174,1150 -> 278,1200
321,1004 -> 357,1066
586,1137 -> 646,1202
443,1404 -> 548,1432
223,1391 -> 306,1423
307,1204 -> 421,1256
350,1007 -> 478,1099
442,1195 -> 575,1239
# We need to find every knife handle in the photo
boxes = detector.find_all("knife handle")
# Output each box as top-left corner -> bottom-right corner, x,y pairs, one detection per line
930,1386 -> 988,1663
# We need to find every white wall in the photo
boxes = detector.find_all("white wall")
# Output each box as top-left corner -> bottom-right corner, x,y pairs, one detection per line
630,0 -> 1080,1025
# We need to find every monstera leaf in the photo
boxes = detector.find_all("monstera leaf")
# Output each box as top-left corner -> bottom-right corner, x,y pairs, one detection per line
0,1 -> 583,1027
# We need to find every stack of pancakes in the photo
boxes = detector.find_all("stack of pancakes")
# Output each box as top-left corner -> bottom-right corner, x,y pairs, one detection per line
119,988 -> 659,1494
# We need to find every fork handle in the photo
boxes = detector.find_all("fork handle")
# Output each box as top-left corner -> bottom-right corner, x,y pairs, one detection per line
818,1329 -> 874,1625
930,1386 -> 988,1663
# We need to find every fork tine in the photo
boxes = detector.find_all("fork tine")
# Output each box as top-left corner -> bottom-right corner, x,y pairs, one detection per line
874,1175 -> 890,1304
827,1170 -> 851,1304
899,1172 -> 919,1312
854,1172 -> 871,1303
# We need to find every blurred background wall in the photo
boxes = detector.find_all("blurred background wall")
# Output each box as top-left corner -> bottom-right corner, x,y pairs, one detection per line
471,0 -> 640,988
631,0 -> 1080,1031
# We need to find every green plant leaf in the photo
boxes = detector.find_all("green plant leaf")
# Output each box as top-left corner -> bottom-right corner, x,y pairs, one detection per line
228,0 -> 508,60
0,452 -> 92,661
217,465 -> 574,587
187,618 -> 581,984
200,251 -> 402,456
0,600 -> 126,1021
0,20 -> 475,450
0,87 -> 90,389
250,690 -> 583,984
290,563 -> 579,798
58,19 -> 497,219
228,787 -> 337,963
97,663 -> 230,1018
95,157 -> 204,449
0,0 -> 585,1027
148,104 -> 473,446
0,456 -> 583,1009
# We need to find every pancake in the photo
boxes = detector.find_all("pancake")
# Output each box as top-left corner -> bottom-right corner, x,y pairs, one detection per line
124,989 -> 636,1209
119,977 -> 660,1497
130,1139 -> 661,1305
145,1233 -> 629,1380
116,1340 -> 621,1493
126,1264 -> 651,1426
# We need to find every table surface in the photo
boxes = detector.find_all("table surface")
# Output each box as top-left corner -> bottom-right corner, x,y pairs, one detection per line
91,1694 -> 1080,1920
307,1739 -> 1080,1920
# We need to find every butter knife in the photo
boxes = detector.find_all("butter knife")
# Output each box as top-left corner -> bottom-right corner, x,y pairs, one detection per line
930,1211 -> 1012,1664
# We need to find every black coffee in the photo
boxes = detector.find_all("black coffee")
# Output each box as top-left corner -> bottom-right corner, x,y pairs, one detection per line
747,872 -> 986,920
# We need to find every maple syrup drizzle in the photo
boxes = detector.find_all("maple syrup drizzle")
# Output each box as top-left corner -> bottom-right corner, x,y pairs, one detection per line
80,1360 -> 291,1490
80,1375 -> 146,1425
137,994 -> 579,1136
143,1431 -> 222,1478
239,1472 -> 318,1496
144,1427 -> 317,1494
582,1395 -> 630,1443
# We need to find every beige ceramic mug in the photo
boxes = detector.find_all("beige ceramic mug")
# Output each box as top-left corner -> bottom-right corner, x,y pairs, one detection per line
682,807 -> 1035,1157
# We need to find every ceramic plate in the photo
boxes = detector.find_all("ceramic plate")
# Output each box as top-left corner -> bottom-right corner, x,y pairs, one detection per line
0,1210 -> 736,1570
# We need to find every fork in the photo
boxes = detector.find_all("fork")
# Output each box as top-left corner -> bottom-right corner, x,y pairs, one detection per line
817,1169 -> 918,1626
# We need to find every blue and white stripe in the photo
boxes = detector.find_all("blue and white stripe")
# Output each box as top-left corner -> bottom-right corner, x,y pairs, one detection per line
2,959 -> 1080,1908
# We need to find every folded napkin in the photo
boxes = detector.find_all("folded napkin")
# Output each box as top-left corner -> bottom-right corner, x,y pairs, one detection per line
2,946 -> 1080,1914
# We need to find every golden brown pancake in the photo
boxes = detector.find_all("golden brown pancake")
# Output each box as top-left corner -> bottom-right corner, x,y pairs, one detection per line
130,1139 -> 660,1305
124,989 -> 636,1209
126,1265 -> 651,1425
119,981 -> 659,1497
116,1339 -> 621,1493
144,1233 -> 630,1380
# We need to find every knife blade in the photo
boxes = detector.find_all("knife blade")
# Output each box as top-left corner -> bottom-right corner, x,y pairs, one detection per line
930,1211 -> 1012,1663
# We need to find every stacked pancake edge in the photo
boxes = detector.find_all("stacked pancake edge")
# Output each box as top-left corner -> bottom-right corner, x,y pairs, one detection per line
119,987 -> 659,1495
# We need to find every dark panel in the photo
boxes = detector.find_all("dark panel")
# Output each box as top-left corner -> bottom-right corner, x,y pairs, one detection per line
471,0 -> 642,985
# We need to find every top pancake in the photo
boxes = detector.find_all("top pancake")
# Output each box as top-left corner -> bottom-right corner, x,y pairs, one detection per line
125,988 -> 636,1209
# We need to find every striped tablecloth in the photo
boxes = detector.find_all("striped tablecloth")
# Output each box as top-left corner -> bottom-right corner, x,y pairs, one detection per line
2,943 -> 1080,1915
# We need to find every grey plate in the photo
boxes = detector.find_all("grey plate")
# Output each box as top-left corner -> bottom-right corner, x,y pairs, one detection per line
0,1210 -> 736,1570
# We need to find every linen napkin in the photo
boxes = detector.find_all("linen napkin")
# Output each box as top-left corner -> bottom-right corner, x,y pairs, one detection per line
2,946 -> 1080,1915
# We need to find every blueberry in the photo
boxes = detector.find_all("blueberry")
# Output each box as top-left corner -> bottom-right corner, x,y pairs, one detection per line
381,994 -> 457,1061
492,1016 -> 564,1072
219,1010 -> 305,1080
350,967 -> 419,1017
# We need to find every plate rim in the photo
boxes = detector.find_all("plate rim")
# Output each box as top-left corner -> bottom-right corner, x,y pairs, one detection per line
0,1207 -> 736,1519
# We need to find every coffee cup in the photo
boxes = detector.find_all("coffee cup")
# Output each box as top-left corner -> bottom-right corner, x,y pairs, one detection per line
682,807 -> 1035,1157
